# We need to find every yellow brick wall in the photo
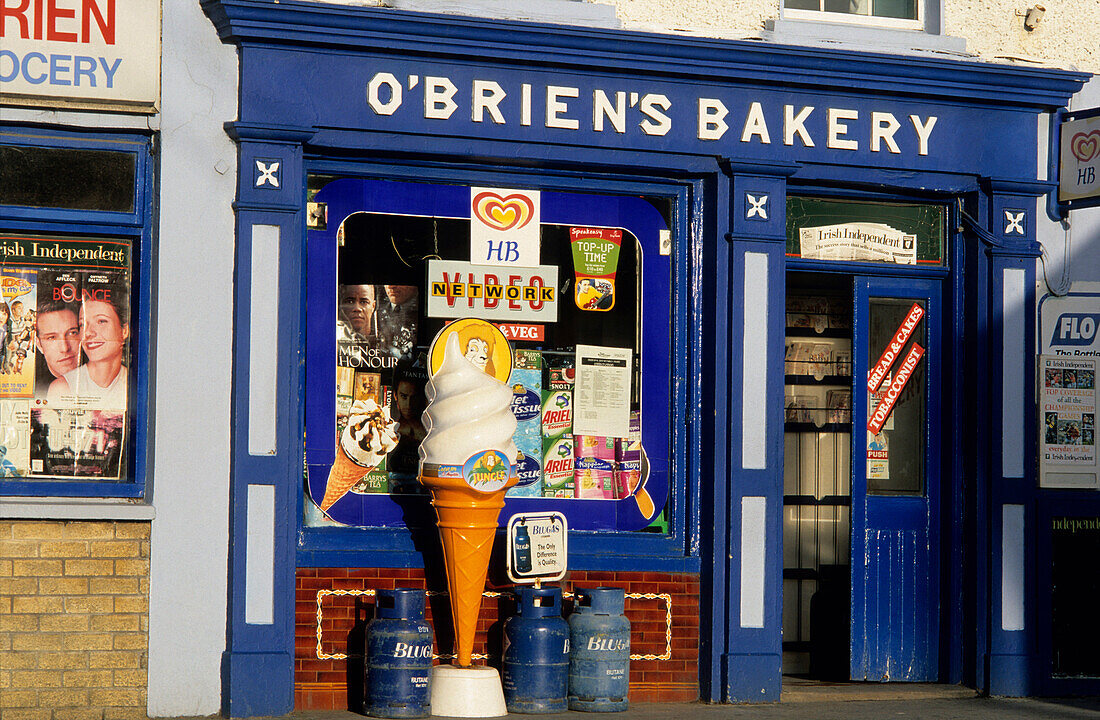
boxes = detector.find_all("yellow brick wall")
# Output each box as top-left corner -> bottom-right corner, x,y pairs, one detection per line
0,521 -> 150,720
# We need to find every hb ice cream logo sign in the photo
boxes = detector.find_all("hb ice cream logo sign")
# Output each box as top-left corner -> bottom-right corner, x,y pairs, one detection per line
470,188 -> 541,267
1060,114 -> 1100,206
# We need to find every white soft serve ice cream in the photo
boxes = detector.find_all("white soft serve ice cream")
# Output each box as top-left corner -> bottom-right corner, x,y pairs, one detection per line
419,332 -> 518,467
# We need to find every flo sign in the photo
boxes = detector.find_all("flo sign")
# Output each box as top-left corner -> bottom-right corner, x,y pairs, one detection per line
0,0 -> 160,110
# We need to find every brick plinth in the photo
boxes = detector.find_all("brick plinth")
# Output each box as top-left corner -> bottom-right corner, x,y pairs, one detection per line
0,521 -> 151,720
295,568 -> 699,710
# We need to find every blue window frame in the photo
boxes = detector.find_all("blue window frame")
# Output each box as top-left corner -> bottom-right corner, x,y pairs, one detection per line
0,126 -> 153,498
296,170 -> 700,572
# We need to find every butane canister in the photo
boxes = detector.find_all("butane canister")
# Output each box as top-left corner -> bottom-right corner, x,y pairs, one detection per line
568,587 -> 630,712
365,588 -> 433,718
502,586 -> 570,713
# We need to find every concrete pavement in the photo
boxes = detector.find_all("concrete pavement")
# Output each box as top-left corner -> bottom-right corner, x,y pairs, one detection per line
199,687 -> 1100,720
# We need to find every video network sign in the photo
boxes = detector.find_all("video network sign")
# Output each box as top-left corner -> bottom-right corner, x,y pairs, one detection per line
0,0 -> 160,109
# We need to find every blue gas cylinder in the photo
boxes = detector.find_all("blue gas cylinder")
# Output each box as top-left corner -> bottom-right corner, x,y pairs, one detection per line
364,588 -> 433,718
502,586 -> 569,713
568,587 -> 630,712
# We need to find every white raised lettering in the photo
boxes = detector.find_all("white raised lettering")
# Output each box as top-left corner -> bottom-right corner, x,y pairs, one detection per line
594,90 -> 626,133
521,83 -> 532,126
871,111 -> 901,153
910,115 -> 938,156
367,72 -> 403,115
784,105 -> 814,147
827,108 -> 858,150
546,85 -> 580,130
424,76 -> 457,120
698,98 -> 728,141
741,102 -> 771,144
472,80 -> 506,124
639,93 -> 671,136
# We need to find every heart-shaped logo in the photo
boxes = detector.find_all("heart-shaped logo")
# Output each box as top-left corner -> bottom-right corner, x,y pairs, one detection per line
472,191 -> 535,232
1071,130 -> 1100,162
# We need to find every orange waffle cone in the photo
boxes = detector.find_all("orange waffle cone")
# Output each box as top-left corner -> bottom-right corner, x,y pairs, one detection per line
421,467 -> 516,667
320,445 -> 373,511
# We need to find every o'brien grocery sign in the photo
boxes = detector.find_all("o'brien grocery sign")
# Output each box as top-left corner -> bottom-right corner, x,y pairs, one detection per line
0,0 -> 160,109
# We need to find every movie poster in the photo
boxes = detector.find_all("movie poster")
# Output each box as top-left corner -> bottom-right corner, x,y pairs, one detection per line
0,234 -> 132,481
315,275 -> 427,520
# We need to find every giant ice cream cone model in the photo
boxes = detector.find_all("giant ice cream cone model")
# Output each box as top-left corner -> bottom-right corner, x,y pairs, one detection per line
419,328 -> 518,667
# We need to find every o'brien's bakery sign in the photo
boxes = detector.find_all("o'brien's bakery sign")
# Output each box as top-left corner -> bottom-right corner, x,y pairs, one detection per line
365,72 -> 939,157
0,0 -> 160,109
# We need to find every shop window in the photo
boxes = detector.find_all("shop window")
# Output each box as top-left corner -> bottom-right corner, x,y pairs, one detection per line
0,128 -> 150,498
782,0 -> 924,28
301,177 -> 673,535
786,196 -> 946,267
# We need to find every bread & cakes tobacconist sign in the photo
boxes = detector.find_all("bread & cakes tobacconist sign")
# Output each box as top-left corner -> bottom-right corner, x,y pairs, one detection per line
0,0 -> 160,111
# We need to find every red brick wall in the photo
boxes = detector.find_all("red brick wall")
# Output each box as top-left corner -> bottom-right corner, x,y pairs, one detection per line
295,568 -> 699,710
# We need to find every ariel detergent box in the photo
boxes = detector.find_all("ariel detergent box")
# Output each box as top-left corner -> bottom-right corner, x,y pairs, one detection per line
507,349 -> 543,497
542,363 -> 574,497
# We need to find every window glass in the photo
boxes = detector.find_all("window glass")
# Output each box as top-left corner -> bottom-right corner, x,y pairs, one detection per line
302,178 -> 671,533
783,0 -> 921,23
0,233 -> 133,484
866,298 -> 926,494
786,197 -> 946,266
0,145 -> 136,213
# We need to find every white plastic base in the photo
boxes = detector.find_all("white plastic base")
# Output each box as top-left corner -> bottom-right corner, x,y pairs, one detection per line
429,665 -> 507,717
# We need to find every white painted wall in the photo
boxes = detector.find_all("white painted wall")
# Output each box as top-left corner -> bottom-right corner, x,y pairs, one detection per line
1038,78 -> 1100,292
610,0 -> 1100,74
146,0 -> 238,715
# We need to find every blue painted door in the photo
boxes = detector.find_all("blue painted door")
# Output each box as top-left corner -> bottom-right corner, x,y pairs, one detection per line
850,277 -> 942,681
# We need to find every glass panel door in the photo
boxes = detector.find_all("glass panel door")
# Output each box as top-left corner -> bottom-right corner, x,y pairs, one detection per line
850,276 -> 942,681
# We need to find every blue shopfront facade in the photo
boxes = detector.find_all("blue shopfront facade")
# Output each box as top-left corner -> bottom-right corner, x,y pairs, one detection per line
201,1 -> 1094,714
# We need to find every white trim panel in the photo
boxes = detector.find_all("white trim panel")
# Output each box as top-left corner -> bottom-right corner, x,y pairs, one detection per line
739,496 -> 767,628
1002,268 -> 1026,478
245,484 -> 275,625
248,224 -> 280,456
742,252 -> 769,470
1037,113 -> 1050,182
1001,504 -> 1025,632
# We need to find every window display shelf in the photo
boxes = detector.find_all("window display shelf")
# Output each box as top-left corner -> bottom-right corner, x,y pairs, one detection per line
784,326 -> 851,339
784,421 -> 852,433
784,374 -> 851,386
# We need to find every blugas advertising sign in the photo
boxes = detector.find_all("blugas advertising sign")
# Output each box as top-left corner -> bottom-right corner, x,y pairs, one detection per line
0,0 -> 160,110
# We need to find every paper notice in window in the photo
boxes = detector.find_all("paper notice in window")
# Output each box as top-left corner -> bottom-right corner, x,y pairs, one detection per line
573,345 -> 632,438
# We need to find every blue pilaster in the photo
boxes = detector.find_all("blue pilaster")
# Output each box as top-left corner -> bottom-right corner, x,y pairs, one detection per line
222,123 -> 315,718
720,162 -> 797,703
981,179 -> 1049,697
